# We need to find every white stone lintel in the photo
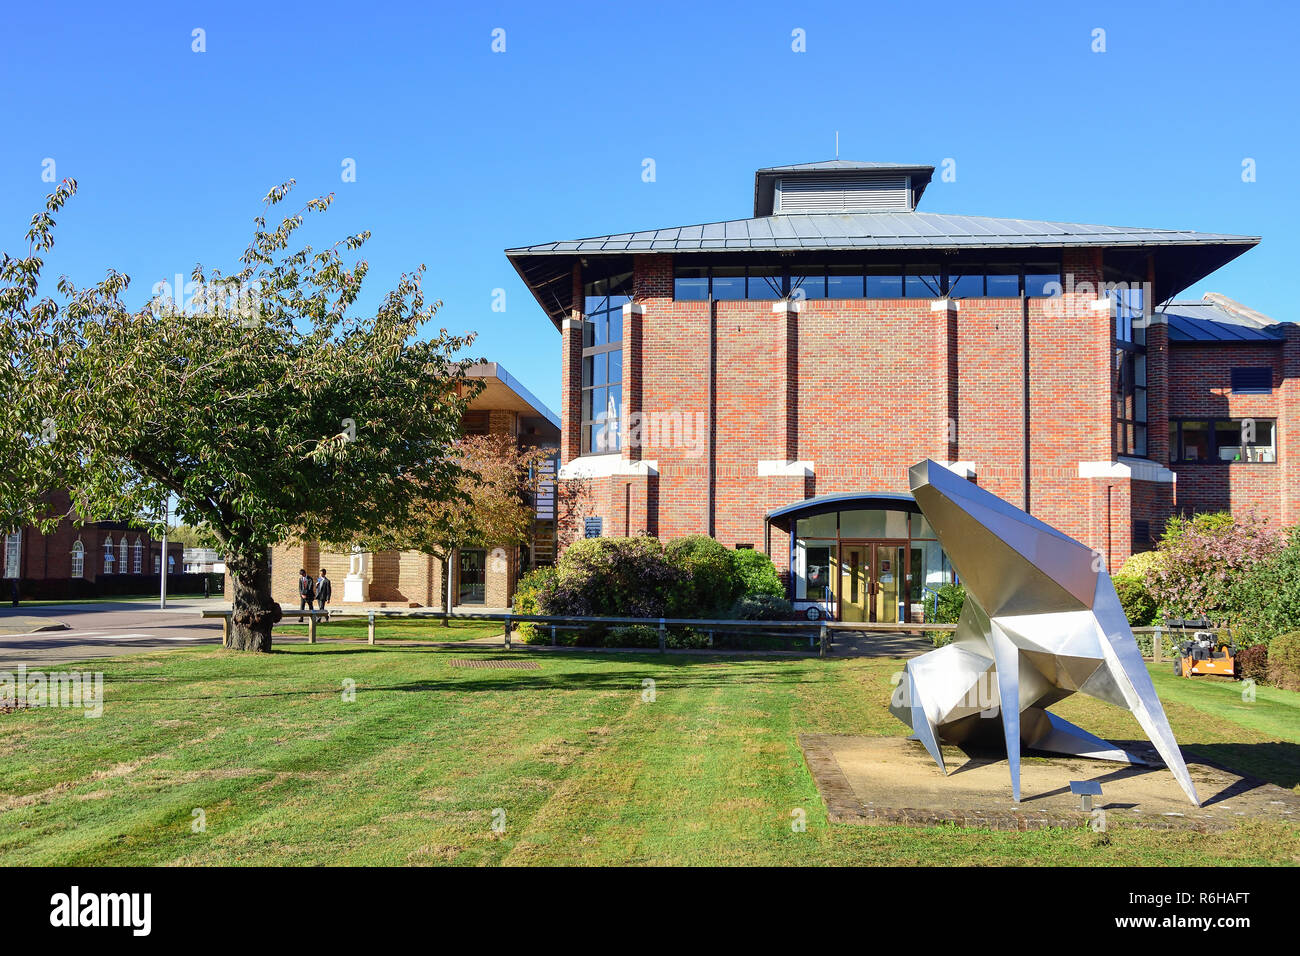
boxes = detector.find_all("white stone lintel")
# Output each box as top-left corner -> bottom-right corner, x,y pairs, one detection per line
930,298 -> 959,312
561,317 -> 582,330
940,460 -> 977,479
559,455 -> 658,479
621,303 -> 647,316
1077,458 -> 1176,483
771,299 -> 804,313
757,459 -> 815,477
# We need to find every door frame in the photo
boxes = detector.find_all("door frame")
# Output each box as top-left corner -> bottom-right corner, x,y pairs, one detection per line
837,538 -> 909,623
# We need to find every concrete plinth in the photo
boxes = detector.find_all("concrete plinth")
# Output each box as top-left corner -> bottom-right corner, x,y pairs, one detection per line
800,734 -> 1300,832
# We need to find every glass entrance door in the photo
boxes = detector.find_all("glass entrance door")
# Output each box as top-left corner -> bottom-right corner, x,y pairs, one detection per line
872,543 -> 904,625
838,543 -> 869,622
838,541 -> 906,623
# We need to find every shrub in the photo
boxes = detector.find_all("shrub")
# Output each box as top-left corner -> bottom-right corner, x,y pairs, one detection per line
925,582 -> 965,647
604,624 -> 660,648
664,535 -> 739,617
1236,644 -> 1269,684
729,594 -> 795,620
513,565 -> 557,643
1267,631 -> 1300,691
1113,575 -> 1158,626
1149,511 -> 1284,622
537,536 -> 688,621
1117,549 -> 1165,581
729,548 -> 785,599
1228,531 -> 1300,646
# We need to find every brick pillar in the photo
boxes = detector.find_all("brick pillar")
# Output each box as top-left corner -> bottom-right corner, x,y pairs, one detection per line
930,299 -> 959,462
623,302 -> 645,463
1282,325 -> 1300,525
560,264 -> 583,465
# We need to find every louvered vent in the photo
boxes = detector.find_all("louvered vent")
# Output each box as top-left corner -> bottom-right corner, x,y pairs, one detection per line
775,175 -> 911,213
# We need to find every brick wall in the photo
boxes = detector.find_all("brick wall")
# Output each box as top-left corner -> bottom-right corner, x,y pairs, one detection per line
555,248 -> 1291,579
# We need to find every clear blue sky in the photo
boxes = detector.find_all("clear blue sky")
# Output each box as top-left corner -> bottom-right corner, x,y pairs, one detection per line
3,0 -> 1296,412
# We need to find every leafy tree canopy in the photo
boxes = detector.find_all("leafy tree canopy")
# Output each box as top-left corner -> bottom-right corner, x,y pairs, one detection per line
2,179 -> 479,649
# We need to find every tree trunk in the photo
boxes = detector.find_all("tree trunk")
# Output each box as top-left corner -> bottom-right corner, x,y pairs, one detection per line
226,549 -> 280,652
440,549 -> 451,627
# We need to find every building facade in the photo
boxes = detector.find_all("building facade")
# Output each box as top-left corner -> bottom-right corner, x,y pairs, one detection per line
508,160 -> 1297,623
263,362 -> 561,610
4,491 -> 185,598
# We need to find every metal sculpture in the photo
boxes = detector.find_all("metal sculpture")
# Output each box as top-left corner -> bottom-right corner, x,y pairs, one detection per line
891,460 -> 1199,806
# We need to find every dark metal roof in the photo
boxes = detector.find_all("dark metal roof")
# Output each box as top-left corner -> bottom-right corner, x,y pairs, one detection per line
508,211 -> 1258,326
1160,298 -> 1288,344
507,211 -> 1255,256
765,492 -> 918,533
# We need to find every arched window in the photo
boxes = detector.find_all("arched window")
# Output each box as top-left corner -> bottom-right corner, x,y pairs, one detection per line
3,530 -> 20,579
119,537 -> 128,575
168,554 -> 176,573
71,540 -> 85,578
154,554 -> 161,573
133,538 -> 143,574
104,535 -> 114,574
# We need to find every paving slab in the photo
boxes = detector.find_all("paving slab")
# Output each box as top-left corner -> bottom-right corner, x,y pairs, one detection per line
0,616 -> 68,635
800,733 -> 1300,832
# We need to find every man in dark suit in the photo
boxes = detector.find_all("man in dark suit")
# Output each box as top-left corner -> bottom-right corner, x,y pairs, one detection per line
315,568 -> 332,621
297,568 -> 314,622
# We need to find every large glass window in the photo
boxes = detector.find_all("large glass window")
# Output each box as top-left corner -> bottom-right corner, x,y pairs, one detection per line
104,536 -> 114,574
672,258 -> 1063,302
1113,286 -> 1148,457
70,540 -> 84,578
1170,418 -> 1276,464
133,538 -> 143,574
582,271 -> 630,455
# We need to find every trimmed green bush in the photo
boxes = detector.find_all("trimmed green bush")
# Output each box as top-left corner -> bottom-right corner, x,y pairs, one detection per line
664,535 -> 738,616
1113,575 -> 1158,627
729,594 -> 795,620
604,624 -> 659,648
925,582 -> 965,647
729,548 -> 785,599
1229,532 -> 1300,646
1267,631 -> 1300,691
513,565 -> 557,643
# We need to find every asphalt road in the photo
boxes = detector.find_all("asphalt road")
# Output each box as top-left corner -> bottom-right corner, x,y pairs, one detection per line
0,599 -> 228,668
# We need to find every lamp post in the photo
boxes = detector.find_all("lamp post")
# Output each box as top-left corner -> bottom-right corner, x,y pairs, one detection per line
159,498 -> 169,610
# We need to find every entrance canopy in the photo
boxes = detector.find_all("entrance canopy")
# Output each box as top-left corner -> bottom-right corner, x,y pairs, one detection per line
765,492 -> 919,534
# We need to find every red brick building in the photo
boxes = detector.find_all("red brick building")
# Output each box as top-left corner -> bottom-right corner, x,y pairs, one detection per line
4,491 -> 184,599
507,160 -> 1297,623
263,362 -> 560,610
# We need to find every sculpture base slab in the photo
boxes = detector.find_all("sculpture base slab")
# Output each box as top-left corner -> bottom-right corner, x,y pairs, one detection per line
800,734 -> 1300,832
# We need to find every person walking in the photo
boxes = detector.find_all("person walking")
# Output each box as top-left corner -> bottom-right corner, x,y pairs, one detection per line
297,568 -> 315,622
315,568 -> 332,622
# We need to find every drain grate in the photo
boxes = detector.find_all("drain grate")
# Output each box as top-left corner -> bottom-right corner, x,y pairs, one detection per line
450,658 -> 540,670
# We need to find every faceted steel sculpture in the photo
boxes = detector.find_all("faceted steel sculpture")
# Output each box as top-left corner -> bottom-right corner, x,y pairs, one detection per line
891,460 -> 1199,806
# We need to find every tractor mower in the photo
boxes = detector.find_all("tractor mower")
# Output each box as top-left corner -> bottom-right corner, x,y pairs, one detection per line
1168,617 -> 1238,678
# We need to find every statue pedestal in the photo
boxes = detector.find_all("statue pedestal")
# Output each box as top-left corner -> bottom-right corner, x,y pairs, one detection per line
343,575 -> 367,603
343,549 -> 369,603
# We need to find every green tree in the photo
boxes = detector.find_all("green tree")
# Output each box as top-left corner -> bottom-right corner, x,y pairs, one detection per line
368,433 -> 552,621
2,180 -> 477,650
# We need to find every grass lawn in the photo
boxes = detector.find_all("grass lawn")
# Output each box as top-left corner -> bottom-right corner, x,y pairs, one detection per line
273,617 -> 504,642
0,646 -> 1296,866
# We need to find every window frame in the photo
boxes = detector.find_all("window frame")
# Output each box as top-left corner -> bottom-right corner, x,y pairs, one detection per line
1169,417 -> 1278,465
70,540 -> 84,578
580,272 -> 631,456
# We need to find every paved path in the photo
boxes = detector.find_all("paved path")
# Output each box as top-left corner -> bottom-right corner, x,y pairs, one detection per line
0,599 -> 228,668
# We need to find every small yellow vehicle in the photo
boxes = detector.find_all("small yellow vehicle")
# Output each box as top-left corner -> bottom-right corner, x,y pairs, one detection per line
1168,618 -> 1237,678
